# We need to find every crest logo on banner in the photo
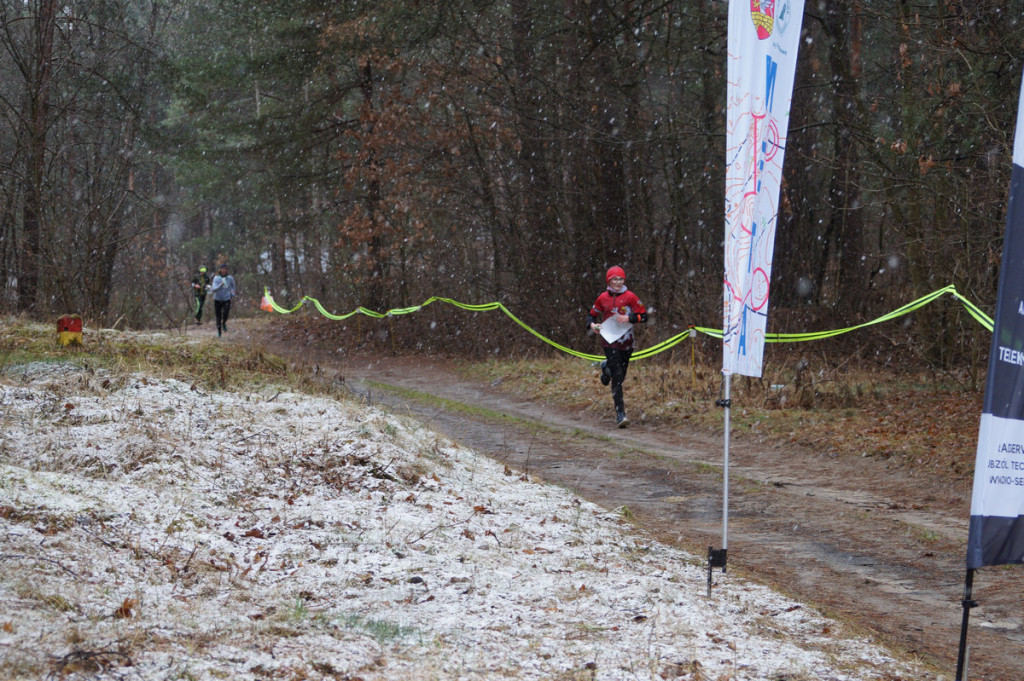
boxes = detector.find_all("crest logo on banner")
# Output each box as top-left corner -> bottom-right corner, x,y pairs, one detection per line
723,0 -> 804,377
750,0 -> 776,39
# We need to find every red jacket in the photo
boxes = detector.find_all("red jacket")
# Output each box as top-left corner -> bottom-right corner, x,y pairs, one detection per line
589,287 -> 647,350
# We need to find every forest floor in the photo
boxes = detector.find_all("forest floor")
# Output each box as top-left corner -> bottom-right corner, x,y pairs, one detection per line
211,315 -> 1023,681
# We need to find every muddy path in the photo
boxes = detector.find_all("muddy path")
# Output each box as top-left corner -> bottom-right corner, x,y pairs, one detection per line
214,319 -> 1022,680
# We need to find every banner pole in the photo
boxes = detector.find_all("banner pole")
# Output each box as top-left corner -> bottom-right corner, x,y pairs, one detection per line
722,373 -> 730,560
955,568 -> 977,681
709,373 -> 731,595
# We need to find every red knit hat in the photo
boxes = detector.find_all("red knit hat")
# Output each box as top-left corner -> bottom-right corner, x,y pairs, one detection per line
606,266 -> 626,283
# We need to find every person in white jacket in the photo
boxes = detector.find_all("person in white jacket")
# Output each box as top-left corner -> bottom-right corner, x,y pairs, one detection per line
210,264 -> 237,337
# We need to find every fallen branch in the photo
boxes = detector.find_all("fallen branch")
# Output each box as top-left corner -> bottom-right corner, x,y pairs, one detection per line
0,553 -> 78,577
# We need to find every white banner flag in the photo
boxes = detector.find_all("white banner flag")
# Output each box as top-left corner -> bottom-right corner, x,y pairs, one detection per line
723,0 -> 805,377
966,65 -> 1024,570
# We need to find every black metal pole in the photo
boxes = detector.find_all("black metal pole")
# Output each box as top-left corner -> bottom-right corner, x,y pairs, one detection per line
955,568 -> 977,681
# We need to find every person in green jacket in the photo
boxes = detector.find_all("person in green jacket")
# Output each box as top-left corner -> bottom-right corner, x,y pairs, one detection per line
190,266 -> 211,325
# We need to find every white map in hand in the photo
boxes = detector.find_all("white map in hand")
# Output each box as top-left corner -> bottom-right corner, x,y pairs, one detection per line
599,317 -> 632,344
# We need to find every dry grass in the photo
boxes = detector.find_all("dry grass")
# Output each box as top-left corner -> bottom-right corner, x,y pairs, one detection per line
460,343 -> 983,492
0,318 -> 345,400
5,314 -> 979,498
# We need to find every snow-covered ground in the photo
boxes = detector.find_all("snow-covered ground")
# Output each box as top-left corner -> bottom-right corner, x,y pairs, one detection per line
0,345 -> 933,680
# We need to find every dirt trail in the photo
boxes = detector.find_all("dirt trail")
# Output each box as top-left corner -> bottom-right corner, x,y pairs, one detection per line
211,318 -> 1022,680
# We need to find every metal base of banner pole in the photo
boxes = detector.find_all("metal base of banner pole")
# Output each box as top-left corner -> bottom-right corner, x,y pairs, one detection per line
955,568 -> 977,681
707,546 -> 728,597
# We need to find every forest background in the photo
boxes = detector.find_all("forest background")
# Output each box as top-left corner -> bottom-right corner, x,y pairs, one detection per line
0,1 -> 1020,367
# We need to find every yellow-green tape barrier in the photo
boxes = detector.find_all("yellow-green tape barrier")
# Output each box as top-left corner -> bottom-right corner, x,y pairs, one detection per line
263,284 -> 993,363
746,284 -> 994,344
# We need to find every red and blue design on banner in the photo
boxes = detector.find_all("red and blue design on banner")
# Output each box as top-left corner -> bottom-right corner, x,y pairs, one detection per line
723,0 -> 804,377
967,67 -> 1024,569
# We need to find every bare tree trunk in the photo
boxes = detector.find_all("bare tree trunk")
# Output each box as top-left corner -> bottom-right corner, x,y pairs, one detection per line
19,0 -> 56,313
356,58 -> 390,311
509,0 -> 559,305
824,0 -> 865,315
272,198 -> 290,296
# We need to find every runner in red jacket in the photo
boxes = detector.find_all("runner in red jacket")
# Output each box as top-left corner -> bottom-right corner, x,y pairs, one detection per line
587,266 -> 648,427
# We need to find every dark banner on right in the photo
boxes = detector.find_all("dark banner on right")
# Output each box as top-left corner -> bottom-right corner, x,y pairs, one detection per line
967,67 -> 1024,570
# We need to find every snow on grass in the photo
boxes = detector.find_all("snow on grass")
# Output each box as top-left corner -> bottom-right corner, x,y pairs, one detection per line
0,359 -> 931,680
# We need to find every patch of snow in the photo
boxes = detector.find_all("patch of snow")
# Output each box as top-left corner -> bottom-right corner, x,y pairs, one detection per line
0,362 -> 932,679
